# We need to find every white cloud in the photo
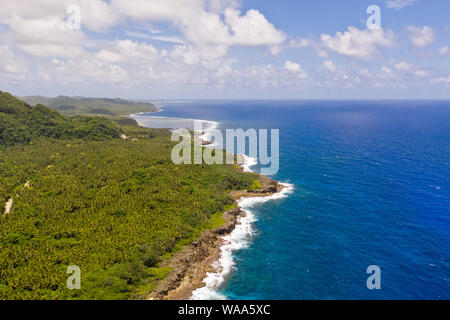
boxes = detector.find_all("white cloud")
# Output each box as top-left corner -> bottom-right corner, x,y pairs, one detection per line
150,35 -> 184,44
47,58 -> 129,84
123,30 -> 184,44
95,50 -> 122,63
0,1 -> 94,58
284,60 -> 307,78
322,60 -> 336,73
385,0 -> 419,9
0,0 -> 285,59
171,44 -> 228,64
0,1 -> 68,21
439,46 -> 449,56
223,9 -> 286,46
207,0 -> 242,12
289,38 -> 310,48
269,45 -> 283,56
412,69 -> 428,77
0,46 -> 29,74
111,0 -> 197,22
359,69 -> 372,78
433,76 -> 450,84
321,27 -> 394,58
110,1 -> 285,48
3,15 -> 86,58
0,0 -> 119,33
407,25 -> 434,47
114,40 -> 161,61
125,30 -> 157,39
96,40 -> 161,63
391,60 -> 431,78
265,37 -> 308,56
317,49 -> 328,58
284,60 -> 301,73
77,0 -> 120,32
379,66 -> 396,79
237,63 -> 308,87
395,61 -> 412,70
0,0 -> 289,90
0,0 -> 446,96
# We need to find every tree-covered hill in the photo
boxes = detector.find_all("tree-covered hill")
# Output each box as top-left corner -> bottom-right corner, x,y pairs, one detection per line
0,91 -> 122,145
21,95 -> 157,117
0,91 -> 257,300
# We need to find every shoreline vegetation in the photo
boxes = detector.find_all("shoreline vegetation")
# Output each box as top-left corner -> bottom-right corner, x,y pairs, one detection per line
21,95 -> 158,127
134,114 -> 288,300
148,170 -> 285,300
0,91 -> 260,300
0,90 -> 287,300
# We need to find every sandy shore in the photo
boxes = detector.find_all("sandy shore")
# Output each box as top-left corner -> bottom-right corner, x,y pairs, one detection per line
146,172 -> 285,300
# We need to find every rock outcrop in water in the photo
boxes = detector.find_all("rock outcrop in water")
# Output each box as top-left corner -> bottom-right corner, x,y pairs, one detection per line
147,176 -> 285,300
148,207 -> 243,299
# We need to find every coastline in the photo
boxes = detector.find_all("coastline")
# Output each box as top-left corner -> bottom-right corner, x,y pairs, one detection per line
133,109 -> 294,300
147,168 -> 289,300
129,112 -> 219,133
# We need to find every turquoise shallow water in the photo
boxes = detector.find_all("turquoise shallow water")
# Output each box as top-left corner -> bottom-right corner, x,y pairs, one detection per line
140,100 -> 450,299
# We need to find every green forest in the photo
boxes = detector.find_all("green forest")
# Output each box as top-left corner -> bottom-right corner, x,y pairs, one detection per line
21,95 -> 158,121
0,91 -> 256,299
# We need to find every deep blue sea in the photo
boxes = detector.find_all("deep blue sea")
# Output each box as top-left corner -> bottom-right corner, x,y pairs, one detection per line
138,100 -> 450,300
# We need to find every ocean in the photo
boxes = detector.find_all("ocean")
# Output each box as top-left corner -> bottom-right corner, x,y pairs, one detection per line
134,100 -> 450,300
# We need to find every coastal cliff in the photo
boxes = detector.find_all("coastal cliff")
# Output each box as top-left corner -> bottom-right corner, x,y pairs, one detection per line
147,175 -> 285,300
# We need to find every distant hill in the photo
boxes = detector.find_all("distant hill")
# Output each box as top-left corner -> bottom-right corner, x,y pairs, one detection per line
0,90 -> 255,300
22,95 -> 158,117
0,91 -> 122,145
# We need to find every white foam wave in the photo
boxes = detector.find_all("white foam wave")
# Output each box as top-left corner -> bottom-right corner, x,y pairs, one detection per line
190,158 -> 294,300
129,114 -> 220,137
133,113 -> 293,299
197,121 -> 220,147
241,154 -> 257,172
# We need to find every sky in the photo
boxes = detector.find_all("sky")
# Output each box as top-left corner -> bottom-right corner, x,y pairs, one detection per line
0,0 -> 449,99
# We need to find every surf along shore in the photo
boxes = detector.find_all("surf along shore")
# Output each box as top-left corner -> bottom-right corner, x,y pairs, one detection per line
131,113 -> 291,300
147,165 -> 286,300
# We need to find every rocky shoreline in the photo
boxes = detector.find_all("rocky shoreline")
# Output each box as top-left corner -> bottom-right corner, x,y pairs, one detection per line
147,174 -> 285,300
